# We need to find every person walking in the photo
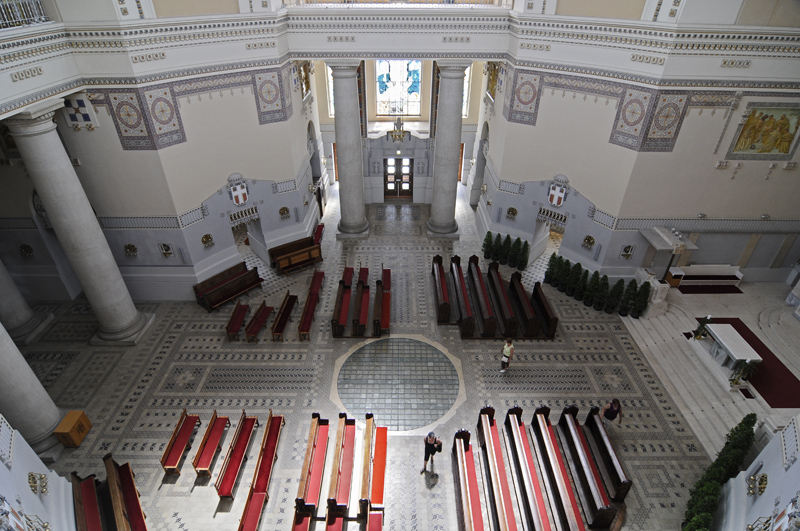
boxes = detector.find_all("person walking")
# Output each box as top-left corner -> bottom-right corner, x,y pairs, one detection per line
500,338 -> 514,373
601,399 -> 623,429
421,431 -> 442,473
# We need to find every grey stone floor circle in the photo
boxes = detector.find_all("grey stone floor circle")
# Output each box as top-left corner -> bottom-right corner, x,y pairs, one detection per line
337,338 -> 459,431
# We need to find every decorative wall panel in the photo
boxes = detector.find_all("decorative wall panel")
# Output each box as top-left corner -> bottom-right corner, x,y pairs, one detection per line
142,85 -> 186,149
726,102 -> 800,161
640,92 -> 689,152
508,71 -> 542,125
610,88 -> 656,150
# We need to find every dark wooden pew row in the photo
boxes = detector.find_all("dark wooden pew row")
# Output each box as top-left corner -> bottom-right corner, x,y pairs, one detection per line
504,408 -> 553,531
558,407 -> 616,528
585,407 -> 632,502
431,255 -> 452,323
530,407 -> 587,531
310,270 -> 325,295
468,256 -> 497,337
193,262 -> 263,312
352,268 -> 370,337
71,472 -> 103,531
269,236 -> 323,275
359,414 -> 388,516
299,270 -> 324,341
272,290 -> 298,341
381,268 -> 391,335
238,410 -> 285,531
451,256 -> 475,339
372,280 -> 384,338
331,267 -> 354,338
531,282 -> 558,339
326,413 -> 357,530
245,301 -> 273,342
295,414 -> 331,524
215,410 -> 259,498
477,407 -> 518,531
452,430 -> 485,531
193,410 -> 230,477
313,223 -> 325,245
103,453 -> 147,531
487,262 -> 519,337
509,273 -> 540,338
160,409 -> 200,475
227,300 -> 250,341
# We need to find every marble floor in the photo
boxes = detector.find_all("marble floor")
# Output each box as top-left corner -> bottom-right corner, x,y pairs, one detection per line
21,184 -> 800,531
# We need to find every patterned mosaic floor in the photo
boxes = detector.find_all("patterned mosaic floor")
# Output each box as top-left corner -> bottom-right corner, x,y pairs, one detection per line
22,185 -> 709,531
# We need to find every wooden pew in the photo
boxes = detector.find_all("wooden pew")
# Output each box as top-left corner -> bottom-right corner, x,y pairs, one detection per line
298,293 -> 319,341
160,409 -> 201,475
245,301 -> 273,342
468,256 -> 497,337
193,262 -> 246,302
310,270 -> 325,295
372,280 -> 384,337
367,511 -> 384,531
504,408 -> 553,531
510,273 -> 540,338
193,262 -> 263,312
359,414 -> 388,516
476,407 -> 517,531
452,430 -> 485,531
296,414 -> 331,514
192,410 -> 230,477
558,407 -> 616,528
451,256 -> 475,339
227,300 -> 250,341
352,269 -> 370,337
530,282 -> 558,339
215,410 -> 259,498
71,472 -> 104,531
272,290 -> 298,341
380,268 -> 391,335
530,407 -> 586,531
238,410 -> 285,531
431,255 -> 451,323
103,453 -> 147,531
488,262 -> 519,337
585,407 -> 632,502
313,223 -> 325,245
269,237 -> 323,275
327,413 -> 357,516
331,267 -> 354,337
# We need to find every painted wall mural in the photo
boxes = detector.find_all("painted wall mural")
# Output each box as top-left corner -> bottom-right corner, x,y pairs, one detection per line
727,104 -> 800,161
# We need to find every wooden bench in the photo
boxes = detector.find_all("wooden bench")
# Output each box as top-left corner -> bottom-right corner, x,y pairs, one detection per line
313,223 -> 325,245
505,407 -> 553,531
103,453 -> 147,531
531,282 -> 558,339
351,280 -> 370,337
71,472 -> 103,531
510,273 -> 540,338
227,300 -> 250,341
558,407 -> 616,528
431,255 -> 451,323
468,256 -> 497,337
193,262 -> 263,312
367,511 -> 384,531
272,290 -> 298,341
359,414 -> 388,516
331,267 -> 354,337
452,430 -> 485,531
245,301 -> 273,342
476,406 -> 517,531
679,264 -> 743,286
298,293 -> 319,341
327,413 -> 357,516
309,270 -> 325,295
531,407 -> 586,531
296,414 -> 331,515
238,410 -> 284,531
585,407 -> 632,502
215,410 -> 259,498
451,256 -> 475,339
160,409 -> 201,475
373,280 -> 384,337
269,237 -> 323,275
488,262 -> 519,337
192,410 -> 230,477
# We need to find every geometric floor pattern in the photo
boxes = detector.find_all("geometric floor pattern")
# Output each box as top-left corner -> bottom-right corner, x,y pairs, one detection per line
21,185 -> 709,531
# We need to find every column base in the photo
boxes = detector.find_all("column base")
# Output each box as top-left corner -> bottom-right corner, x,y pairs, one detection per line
90,312 -> 155,346
426,218 -> 459,237
10,312 -> 54,346
336,218 -> 370,239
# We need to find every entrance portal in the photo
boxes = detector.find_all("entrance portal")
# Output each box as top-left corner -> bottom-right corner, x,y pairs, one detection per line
384,157 -> 413,199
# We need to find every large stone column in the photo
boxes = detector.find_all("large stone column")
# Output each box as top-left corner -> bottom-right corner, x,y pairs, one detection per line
0,257 -> 53,344
0,321 -> 62,456
4,100 -> 150,344
328,60 -> 369,235
427,61 -> 471,235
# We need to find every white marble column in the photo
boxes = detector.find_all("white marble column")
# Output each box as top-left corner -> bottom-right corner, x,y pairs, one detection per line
328,60 -> 369,234
4,100 -> 149,343
0,321 -> 62,455
0,257 -> 52,344
427,61 -> 471,235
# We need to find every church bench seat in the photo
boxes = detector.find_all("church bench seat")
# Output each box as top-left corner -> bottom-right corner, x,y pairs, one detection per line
367,511 -> 384,531
160,409 -> 201,475
313,223 -> 325,245
193,262 -> 263,312
359,414 -> 388,516
531,282 -> 558,339
452,430 -> 484,531
103,453 -> 147,531
488,262 -> 518,337
510,273 -> 540,338
193,262 -> 247,299
352,282 -> 370,337
193,410 -> 230,477
239,492 -> 266,531
327,413 -> 356,515
477,406 -> 517,531
309,270 -> 325,295
298,293 -> 319,341
245,302 -> 273,342
71,472 -> 103,531
215,410 -> 259,498
269,237 -> 323,275
380,291 -> 391,334
585,407 -> 631,502
331,267 -> 355,337
370,426 -> 388,510
237,410 -> 284,531
372,280 -> 384,337
468,256 -> 497,337
431,255 -> 451,323
272,291 -> 298,341
451,256 -> 475,339
226,300 -> 250,341
296,414 -> 331,513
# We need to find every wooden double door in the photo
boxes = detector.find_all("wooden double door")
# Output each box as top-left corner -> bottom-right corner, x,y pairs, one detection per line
384,157 -> 413,199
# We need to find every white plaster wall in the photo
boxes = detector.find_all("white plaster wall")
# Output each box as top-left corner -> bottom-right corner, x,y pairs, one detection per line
677,0 -> 745,25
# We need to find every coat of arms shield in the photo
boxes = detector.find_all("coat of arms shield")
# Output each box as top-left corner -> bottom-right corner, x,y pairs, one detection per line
230,183 -> 248,206
549,184 -> 566,207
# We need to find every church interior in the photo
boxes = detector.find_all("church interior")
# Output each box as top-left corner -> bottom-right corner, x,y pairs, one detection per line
1,0 -> 800,530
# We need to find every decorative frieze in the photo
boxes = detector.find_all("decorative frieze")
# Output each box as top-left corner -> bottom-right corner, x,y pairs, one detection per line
721,59 -> 751,68
519,42 -> 549,51
443,36 -> 470,43
630,54 -> 664,65
10,66 -> 43,82
328,36 -> 355,43
246,41 -> 276,49
131,51 -> 166,63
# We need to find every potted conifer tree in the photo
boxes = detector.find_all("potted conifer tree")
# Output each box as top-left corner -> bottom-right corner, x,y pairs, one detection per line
482,231 -> 493,259
499,235 -> 512,265
584,271 -> 600,307
508,237 -> 522,268
517,241 -> 530,271
631,281 -> 651,319
605,279 -> 625,314
575,269 -> 589,301
552,256 -> 564,288
618,280 -> 638,317
543,252 -> 557,283
594,275 -> 609,311
566,263 -> 582,297
492,233 -> 502,261
558,259 -> 571,292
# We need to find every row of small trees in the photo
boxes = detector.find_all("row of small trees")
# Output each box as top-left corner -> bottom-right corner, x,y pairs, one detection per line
482,232 -> 531,270
544,253 -> 651,318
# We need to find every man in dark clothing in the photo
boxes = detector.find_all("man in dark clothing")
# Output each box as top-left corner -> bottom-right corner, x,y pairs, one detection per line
421,431 -> 442,473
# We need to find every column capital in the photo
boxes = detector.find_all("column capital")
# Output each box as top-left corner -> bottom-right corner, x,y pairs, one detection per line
3,98 -> 64,136
437,60 -> 473,77
326,59 -> 362,77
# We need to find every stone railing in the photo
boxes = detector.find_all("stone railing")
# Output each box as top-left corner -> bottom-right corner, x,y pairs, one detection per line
1,0 -> 49,29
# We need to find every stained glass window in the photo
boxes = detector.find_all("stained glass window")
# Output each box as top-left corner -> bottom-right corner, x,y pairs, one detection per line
376,60 -> 421,116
